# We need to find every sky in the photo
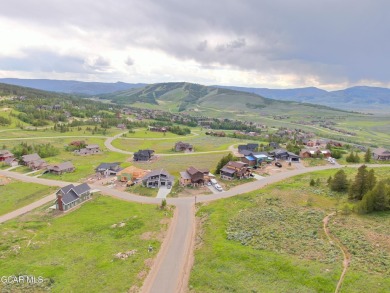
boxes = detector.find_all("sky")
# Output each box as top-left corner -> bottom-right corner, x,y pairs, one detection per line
0,0 -> 389,90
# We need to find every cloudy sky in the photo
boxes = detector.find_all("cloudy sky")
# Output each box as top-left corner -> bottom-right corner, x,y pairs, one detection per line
0,0 -> 388,90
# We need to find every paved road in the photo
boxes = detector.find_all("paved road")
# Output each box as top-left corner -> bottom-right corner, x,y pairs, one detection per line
1,163 -> 389,293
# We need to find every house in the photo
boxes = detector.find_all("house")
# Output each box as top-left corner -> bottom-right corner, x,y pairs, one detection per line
55,183 -> 91,211
21,153 -> 48,170
179,166 -> 211,186
300,149 -> 332,158
133,149 -> 154,161
174,141 -> 194,152
372,148 -> 390,161
268,142 -> 280,149
74,144 -> 102,156
95,162 -> 121,176
117,123 -> 126,130
117,166 -> 150,184
4,157 -> 18,167
148,126 -> 167,132
47,161 -> 75,175
240,152 -> 272,166
269,149 -> 300,162
142,169 -> 174,188
220,161 -> 251,180
238,143 -> 259,154
0,150 -> 14,162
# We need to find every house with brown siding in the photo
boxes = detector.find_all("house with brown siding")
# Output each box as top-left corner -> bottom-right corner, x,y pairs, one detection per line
47,161 -> 75,175
220,161 -> 251,180
372,148 -> 390,160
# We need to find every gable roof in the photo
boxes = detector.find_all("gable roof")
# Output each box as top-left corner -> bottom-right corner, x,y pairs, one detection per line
21,153 -> 41,162
0,150 -> 13,156
142,169 -> 174,181
49,161 -> 74,171
57,183 -> 91,205
373,148 -> 390,156
226,161 -> 248,169
96,162 -> 120,171
86,144 -> 100,149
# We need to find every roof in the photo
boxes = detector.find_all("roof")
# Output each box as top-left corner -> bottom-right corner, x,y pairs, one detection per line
72,183 -> 91,195
62,190 -> 79,204
373,148 -> 390,156
96,162 -> 120,171
244,156 -> 256,161
180,171 -> 191,180
134,149 -> 154,156
86,144 -> 100,149
220,167 -> 236,174
142,169 -> 174,181
253,154 -> 268,159
0,150 -> 12,156
287,152 -> 300,158
21,153 -> 41,162
49,161 -> 74,171
187,166 -> 203,175
226,161 -> 247,169
59,184 -> 75,194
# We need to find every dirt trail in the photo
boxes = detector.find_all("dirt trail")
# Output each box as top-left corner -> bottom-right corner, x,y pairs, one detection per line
323,213 -> 351,293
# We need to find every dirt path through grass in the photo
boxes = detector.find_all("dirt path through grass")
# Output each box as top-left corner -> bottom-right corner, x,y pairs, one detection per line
323,213 -> 351,293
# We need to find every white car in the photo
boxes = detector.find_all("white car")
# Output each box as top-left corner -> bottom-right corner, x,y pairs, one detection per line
214,184 -> 223,192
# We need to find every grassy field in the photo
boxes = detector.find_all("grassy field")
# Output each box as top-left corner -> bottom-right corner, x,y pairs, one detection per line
0,195 -> 172,292
133,153 -> 226,177
0,180 -> 57,216
126,184 -> 159,197
190,168 -> 390,292
113,133 -> 251,153
0,126 -> 123,139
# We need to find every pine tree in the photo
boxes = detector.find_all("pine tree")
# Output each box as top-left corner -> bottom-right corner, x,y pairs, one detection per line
354,152 -> 360,163
364,148 -> 371,163
316,178 -> 321,186
327,176 -> 333,185
348,165 -> 376,200
310,179 -> 316,186
331,170 -> 348,192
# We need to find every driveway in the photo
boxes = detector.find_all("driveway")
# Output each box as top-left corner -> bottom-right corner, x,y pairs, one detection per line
206,184 -> 220,194
252,173 -> 265,180
156,186 -> 172,199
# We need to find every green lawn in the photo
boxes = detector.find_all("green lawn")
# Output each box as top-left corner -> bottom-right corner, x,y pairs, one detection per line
126,184 -> 159,197
133,153 -> 227,177
0,180 -> 57,216
113,133 -> 252,153
190,168 -> 390,292
0,195 -> 172,292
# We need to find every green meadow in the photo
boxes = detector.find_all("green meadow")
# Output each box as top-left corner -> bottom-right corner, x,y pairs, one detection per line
0,195 -> 172,292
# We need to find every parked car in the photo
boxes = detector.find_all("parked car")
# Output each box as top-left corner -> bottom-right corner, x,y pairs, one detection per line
206,181 -> 212,186
210,178 -> 218,185
214,184 -> 223,191
275,162 -> 282,168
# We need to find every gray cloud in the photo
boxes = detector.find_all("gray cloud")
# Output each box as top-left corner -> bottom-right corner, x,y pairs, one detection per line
0,0 -> 389,86
0,49 -> 87,73
125,56 -> 134,66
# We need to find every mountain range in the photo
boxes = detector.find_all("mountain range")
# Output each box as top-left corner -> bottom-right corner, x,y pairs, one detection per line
1,78 -> 389,111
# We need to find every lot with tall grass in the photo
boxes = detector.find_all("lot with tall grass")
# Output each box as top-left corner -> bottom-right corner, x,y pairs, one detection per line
0,180 -> 57,216
0,195 -> 172,292
190,167 -> 390,292
113,133 -> 253,153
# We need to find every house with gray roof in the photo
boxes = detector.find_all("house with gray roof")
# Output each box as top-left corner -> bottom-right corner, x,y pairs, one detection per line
21,153 -> 48,170
133,149 -> 155,161
95,162 -> 121,176
55,183 -> 91,211
47,161 -> 75,175
74,144 -> 102,156
372,148 -> 390,161
142,169 -> 174,188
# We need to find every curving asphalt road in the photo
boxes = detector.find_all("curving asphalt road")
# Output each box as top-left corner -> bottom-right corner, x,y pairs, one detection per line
1,163 -> 389,292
